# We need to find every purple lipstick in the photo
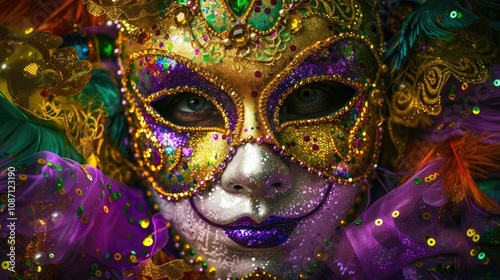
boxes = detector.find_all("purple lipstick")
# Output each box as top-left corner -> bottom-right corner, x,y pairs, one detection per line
221,216 -> 299,248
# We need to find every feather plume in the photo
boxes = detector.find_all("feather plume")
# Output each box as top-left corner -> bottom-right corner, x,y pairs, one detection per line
385,0 -> 481,73
0,92 -> 83,167
443,134 -> 500,213
404,133 -> 500,213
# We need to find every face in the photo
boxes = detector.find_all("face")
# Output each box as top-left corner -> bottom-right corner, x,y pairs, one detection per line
122,1 -> 384,278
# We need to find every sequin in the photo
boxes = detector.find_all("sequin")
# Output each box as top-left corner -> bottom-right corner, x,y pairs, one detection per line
472,234 -> 480,242
466,228 -> 476,237
426,237 -> 436,247
114,253 -> 122,261
143,235 -> 154,247
374,218 -> 383,226
422,212 -> 431,220
392,210 -> 399,218
494,79 -> 500,87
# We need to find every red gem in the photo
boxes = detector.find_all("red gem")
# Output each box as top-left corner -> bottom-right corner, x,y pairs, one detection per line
264,8 -> 271,14
254,71 -> 262,78
312,144 -> 319,151
303,135 -> 310,142
251,91 -> 258,97
290,45 -> 297,51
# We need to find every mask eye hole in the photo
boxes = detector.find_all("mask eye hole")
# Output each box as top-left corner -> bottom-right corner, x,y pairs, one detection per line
278,81 -> 358,123
151,92 -> 225,128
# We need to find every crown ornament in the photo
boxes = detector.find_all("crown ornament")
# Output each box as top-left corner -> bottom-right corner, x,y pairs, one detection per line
84,0 -> 370,64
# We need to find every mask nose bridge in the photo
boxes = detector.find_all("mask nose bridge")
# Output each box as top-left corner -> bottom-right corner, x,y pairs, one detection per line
231,93 -> 275,146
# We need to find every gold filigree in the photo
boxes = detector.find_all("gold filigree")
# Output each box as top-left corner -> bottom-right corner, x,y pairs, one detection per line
388,36 -> 498,129
0,27 -> 92,109
83,0 -> 161,27
137,256 -> 191,280
31,94 -> 106,158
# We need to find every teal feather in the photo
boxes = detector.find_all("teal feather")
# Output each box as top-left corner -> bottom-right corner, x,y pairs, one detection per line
0,92 -> 83,167
385,0 -> 481,73
79,69 -> 130,155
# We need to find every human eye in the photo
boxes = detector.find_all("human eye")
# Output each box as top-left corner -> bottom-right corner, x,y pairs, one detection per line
279,81 -> 358,122
151,92 -> 225,128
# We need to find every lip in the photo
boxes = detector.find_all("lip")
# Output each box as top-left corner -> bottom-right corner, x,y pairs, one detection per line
189,183 -> 333,249
221,216 -> 300,248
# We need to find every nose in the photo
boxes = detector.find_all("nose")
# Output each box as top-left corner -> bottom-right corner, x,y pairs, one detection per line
220,143 -> 293,197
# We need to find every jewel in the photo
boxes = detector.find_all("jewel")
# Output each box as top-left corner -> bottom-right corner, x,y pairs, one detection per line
229,24 -> 249,47
174,7 -> 192,25
228,0 -> 250,17
284,13 -> 302,33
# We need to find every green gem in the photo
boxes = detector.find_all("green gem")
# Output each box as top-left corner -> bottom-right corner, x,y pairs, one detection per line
47,162 -> 53,166
105,252 -> 109,259
325,239 -> 331,246
128,217 -> 135,224
312,262 -> 319,269
413,177 -> 422,185
43,172 -> 49,178
202,262 -> 208,268
101,191 -> 105,199
306,268 -> 313,275
111,193 -> 118,201
228,0 -> 250,17
137,204 -> 144,211
91,263 -> 98,270
355,219 -> 362,225
56,165 -> 62,172
189,249 -> 195,256
203,54 -> 211,62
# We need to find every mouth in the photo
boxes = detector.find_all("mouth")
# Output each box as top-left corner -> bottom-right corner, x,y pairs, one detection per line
188,183 -> 333,249
221,216 -> 300,248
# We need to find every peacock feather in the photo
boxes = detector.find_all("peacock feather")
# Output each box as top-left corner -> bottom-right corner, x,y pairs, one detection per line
384,0 -> 490,73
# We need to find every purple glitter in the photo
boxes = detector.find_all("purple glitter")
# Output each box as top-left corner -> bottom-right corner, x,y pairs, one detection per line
267,39 -> 367,129
223,217 -> 299,248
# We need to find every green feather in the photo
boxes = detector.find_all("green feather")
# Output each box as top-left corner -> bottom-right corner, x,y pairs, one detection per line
78,69 -> 130,155
0,93 -> 83,167
385,0 -> 481,73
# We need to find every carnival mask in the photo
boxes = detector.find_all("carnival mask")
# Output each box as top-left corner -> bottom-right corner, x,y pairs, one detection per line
114,0 -> 385,277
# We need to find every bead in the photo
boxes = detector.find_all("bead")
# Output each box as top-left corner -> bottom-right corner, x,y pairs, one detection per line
494,79 -> 500,87
33,252 -> 47,266
249,32 -> 258,41
51,211 -> 63,223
